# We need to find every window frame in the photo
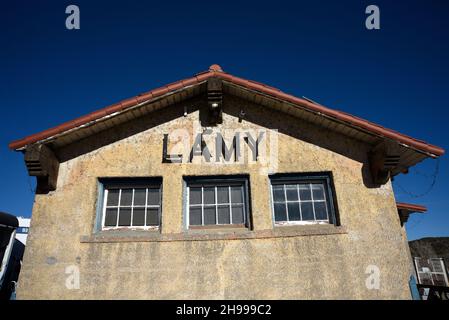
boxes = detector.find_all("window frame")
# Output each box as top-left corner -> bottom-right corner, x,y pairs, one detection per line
269,172 -> 338,226
96,177 -> 163,231
183,175 -> 251,230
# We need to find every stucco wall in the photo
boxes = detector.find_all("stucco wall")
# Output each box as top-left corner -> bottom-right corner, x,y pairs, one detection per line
17,95 -> 413,299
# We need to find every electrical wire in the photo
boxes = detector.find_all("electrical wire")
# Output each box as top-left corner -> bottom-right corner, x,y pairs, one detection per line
393,158 -> 440,198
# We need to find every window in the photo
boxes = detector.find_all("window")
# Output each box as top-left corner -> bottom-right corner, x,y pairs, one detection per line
270,173 -> 337,225
99,178 -> 162,230
414,257 -> 449,286
185,176 -> 250,228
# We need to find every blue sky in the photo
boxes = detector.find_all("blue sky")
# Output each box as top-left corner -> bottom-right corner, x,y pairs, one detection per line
0,0 -> 447,240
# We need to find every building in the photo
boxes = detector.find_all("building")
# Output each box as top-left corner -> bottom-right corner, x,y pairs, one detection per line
9,65 -> 444,299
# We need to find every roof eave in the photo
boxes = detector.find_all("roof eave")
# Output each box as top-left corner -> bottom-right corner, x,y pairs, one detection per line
396,202 -> 427,213
8,66 -> 445,159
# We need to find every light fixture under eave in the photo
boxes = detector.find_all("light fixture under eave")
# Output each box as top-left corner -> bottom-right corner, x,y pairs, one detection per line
207,77 -> 223,125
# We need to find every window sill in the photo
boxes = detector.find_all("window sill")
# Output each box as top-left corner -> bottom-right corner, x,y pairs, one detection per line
80,225 -> 346,243
188,224 -> 247,231
101,226 -> 159,231
273,223 -> 346,236
84,228 -> 161,242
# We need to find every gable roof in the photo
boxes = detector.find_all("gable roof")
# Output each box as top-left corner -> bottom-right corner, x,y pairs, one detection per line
8,64 -> 444,160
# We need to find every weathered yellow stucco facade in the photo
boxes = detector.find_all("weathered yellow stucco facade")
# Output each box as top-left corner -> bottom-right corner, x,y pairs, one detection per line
16,92 -> 417,299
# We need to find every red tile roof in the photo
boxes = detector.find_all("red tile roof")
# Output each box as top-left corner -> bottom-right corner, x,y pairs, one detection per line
8,64 -> 446,157
396,202 -> 427,213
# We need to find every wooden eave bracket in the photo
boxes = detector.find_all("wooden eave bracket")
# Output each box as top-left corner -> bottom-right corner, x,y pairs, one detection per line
398,209 -> 410,226
368,140 -> 402,185
24,144 -> 60,194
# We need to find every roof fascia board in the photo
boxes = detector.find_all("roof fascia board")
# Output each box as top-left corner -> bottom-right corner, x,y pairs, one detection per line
224,82 -> 439,159
11,80 -> 207,151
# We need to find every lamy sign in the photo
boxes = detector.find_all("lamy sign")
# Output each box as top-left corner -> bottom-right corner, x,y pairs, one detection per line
162,124 -> 278,172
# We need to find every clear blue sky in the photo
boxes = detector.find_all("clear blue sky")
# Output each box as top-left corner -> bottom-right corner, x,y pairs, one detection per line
0,0 -> 447,240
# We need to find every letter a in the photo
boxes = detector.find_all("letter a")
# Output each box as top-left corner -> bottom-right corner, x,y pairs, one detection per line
365,5 -> 380,30
66,5 -> 80,30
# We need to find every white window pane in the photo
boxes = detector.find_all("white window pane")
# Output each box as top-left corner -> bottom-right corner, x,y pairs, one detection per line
118,208 -> 131,226
132,207 -> 145,226
204,206 -> 216,225
189,207 -> 202,225
189,187 -> 202,205
217,186 -> 229,204
231,205 -> 244,224
287,202 -> 300,221
299,184 -> 311,201
231,186 -> 243,203
300,202 -> 314,220
146,208 -> 159,226
134,189 -> 146,206
286,185 -> 298,201
420,273 -> 433,285
312,184 -> 325,200
314,202 -> 328,220
107,189 -> 119,206
218,205 -> 230,224
104,208 -> 118,226
433,274 -> 446,286
203,187 -> 215,204
274,203 -> 287,221
431,259 -> 444,272
147,188 -> 160,206
121,189 -> 133,206
272,185 -> 285,202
